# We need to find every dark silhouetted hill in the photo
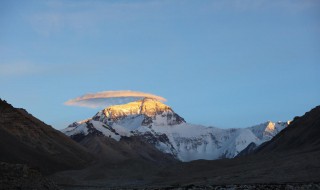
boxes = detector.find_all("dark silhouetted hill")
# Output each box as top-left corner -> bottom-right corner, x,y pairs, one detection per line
255,106 -> 320,153
0,99 -> 93,174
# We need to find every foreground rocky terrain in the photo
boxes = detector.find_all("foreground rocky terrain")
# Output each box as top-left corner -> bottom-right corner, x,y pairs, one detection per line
60,183 -> 320,190
146,183 -> 320,190
0,162 -> 59,190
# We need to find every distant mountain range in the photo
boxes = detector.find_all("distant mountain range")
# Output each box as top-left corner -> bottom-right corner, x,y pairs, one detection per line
62,98 -> 290,161
156,105 -> 320,187
1,98 -> 319,189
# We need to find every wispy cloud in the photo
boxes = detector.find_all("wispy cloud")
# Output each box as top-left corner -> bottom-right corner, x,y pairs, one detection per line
0,61 -> 104,77
27,0 -> 319,36
28,1 -> 164,36
64,90 -> 167,108
0,62 -> 45,76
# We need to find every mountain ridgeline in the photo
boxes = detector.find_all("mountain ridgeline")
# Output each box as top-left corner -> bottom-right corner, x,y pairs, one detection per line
63,98 -> 290,161
0,99 -> 93,174
1,98 -> 320,188
155,104 -> 320,186
255,105 -> 320,153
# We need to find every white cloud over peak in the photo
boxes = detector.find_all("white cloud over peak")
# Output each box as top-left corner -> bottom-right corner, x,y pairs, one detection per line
64,90 -> 167,108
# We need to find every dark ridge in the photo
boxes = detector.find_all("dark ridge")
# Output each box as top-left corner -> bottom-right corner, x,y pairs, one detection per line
236,142 -> 257,157
0,98 -> 14,110
255,105 -> 320,153
0,98 -> 94,174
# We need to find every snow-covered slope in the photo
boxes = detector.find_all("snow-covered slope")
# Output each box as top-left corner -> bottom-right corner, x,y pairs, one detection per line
62,98 -> 290,161
249,121 -> 290,141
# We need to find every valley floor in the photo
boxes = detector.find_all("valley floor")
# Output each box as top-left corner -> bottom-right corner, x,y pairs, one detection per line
50,149 -> 320,190
59,183 -> 320,190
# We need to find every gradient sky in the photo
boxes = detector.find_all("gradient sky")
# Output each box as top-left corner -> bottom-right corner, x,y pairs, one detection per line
1,0 -> 319,129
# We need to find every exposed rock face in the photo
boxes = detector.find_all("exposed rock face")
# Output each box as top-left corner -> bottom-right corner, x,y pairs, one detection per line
0,162 -> 60,190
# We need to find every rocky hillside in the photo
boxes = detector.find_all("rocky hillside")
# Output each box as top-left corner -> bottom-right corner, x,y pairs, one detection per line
0,99 -> 93,174
256,105 -> 320,153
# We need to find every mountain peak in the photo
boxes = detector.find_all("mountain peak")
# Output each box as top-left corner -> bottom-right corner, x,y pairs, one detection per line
89,98 -> 185,126
0,98 -> 14,109
63,98 -> 291,161
265,121 -> 275,132
140,98 -> 171,116
103,98 -> 172,120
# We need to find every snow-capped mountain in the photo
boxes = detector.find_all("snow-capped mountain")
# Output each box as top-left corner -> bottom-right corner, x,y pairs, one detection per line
62,98 -> 290,161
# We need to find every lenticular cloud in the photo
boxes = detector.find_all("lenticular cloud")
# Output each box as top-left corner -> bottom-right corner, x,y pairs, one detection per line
64,90 -> 167,108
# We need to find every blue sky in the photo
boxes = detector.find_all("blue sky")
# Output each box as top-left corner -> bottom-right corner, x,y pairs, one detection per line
1,0 -> 319,129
